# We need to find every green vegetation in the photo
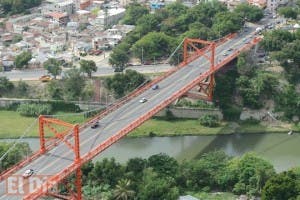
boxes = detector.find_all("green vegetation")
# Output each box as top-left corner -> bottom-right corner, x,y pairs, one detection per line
199,114 -> 219,127
0,77 -> 14,97
14,51 -> 32,69
17,103 -> 52,117
278,7 -> 298,19
0,142 -> 31,172
105,69 -> 146,98
43,58 -> 62,79
78,152 -> 299,199
0,110 -> 86,138
0,0 -> 41,15
110,1 -> 262,68
80,59 -> 97,78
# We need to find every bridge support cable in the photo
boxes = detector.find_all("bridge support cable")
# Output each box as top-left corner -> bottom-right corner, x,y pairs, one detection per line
182,38 -> 216,101
15,34 -> 263,200
0,118 -> 38,181
37,116 -> 82,199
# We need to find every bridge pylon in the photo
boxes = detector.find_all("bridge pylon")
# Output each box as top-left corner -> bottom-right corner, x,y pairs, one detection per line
182,38 -> 216,101
37,115 -> 82,200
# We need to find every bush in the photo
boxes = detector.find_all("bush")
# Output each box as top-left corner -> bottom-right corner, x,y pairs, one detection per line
222,105 -> 242,121
17,103 -> 53,117
199,114 -> 219,127
165,109 -> 175,121
48,101 -> 81,112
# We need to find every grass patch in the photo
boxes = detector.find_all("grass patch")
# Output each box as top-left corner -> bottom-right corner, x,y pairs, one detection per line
0,110 -> 87,138
188,192 -> 237,200
129,118 -> 232,137
0,110 -> 297,139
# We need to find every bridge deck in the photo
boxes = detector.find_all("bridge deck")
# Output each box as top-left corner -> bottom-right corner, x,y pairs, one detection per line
0,26 -> 258,200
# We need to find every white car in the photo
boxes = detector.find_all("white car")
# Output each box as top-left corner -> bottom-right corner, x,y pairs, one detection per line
139,98 -> 147,103
23,169 -> 34,178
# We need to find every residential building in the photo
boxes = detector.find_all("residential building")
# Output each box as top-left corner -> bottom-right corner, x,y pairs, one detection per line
93,8 -> 126,28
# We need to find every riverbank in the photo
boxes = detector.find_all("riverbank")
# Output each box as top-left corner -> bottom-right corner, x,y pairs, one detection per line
0,110 -> 299,139
129,117 -> 300,137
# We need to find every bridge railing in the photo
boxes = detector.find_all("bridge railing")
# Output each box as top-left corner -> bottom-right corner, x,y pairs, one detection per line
0,32 -> 239,185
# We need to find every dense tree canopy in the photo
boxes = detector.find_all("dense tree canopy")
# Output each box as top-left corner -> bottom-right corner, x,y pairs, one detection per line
63,68 -> 86,100
122,3 -> 149,25
262,171 -> 299,200
131,32 -> 176,62
110,1 -> 250,68
15,51 -> 32,69
0,0 -> 41,15
0,77 -> 14,96
234,3 -> 263,22
105,69 -> 145,98
278,7 -> 298,19
0,142 -> 31,172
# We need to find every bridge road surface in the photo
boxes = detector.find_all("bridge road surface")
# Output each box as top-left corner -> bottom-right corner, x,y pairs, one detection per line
0,26 -> 258,200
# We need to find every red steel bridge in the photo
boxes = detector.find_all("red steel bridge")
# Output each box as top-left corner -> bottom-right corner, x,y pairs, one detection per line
0,26 -> 262,200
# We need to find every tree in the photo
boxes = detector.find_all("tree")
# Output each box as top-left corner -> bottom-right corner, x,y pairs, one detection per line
0,77 -> 14,96
137,169 -> 180,200
122,3 -> 149,25
261,30 -> 294,51
212,12 -> 243,36
177,151 -> 231,190
228,153 -> 276,196
262,171 -> 299,200
278,7 -> 298,19
147,153 -> 179,178
105,69 -> 145,98
80,59 -> 97,78
109,46 -> 130,72
113,179 -> 135,200
47,80 -> 64,100
15,80 -> 29,97
14,51 -> 32,69
83,184 -> 113,200
0,142 -> 32,172
273,39 -> 300,83
0,0 -> 41,14
63,68 -> 85,100
131,32 -> 176,62
88,158 -> 125,186
43,58 -> 62,79
234,3 -> 263,22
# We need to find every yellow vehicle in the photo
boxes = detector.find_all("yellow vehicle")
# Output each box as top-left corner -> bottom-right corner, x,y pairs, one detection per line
39,75 -> 52,82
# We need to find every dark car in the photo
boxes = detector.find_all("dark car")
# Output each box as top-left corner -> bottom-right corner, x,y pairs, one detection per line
91,121 -> 99,129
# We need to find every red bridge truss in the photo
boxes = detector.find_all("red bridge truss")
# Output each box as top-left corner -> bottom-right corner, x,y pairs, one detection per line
0,33 -> 262,200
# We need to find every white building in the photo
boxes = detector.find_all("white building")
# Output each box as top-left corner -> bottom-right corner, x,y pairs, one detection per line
93,8 -> 126,28
43,0 -> 75,15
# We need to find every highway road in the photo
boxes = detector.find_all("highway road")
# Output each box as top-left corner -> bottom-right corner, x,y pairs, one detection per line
0,25 -> 259,199
0,63 -> 172,81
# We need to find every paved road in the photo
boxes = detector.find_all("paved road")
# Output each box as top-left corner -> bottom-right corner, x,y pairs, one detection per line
0,64 -> 173,81
0,25 -> 259,199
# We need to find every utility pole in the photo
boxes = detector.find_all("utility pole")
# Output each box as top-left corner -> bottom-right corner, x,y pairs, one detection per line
141,47 -> 144,64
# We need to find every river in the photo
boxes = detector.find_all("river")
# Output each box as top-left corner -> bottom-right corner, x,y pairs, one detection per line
1,133 -> 300,172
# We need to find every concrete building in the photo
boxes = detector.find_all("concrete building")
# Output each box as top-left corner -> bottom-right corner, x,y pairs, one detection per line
266,0 -> 288,13
93,8 -> 126,28
248,0 -> 267,8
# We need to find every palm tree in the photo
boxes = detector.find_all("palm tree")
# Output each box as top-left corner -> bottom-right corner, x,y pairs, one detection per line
113,179 -> 135,200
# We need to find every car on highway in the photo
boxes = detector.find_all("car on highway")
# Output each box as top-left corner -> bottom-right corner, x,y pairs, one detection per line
139,98 -> 147,103
23,169 -> 34,178
152,84 -> 159,90
91,121 -> 99,129
223,52 -> 228,56
39,75 -> 52,82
